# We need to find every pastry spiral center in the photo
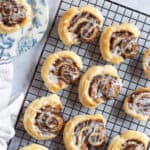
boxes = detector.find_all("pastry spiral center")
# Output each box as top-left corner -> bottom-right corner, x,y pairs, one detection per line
35,105 -> 63,135
121,140 -> 145,150
0,0 -> 26,26
49,57 -> 80,84
129,92 -> 150,117
74,120 -> 107,149
110,31 -> 139,58
68,12 -> 100,43
89,75 -> 121,102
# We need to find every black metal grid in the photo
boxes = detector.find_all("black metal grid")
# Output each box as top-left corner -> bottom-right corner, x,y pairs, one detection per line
8,0 -> 150,149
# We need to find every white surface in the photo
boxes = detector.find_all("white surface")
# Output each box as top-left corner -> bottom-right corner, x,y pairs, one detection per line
12,0 -> 150,99
114,0 -> 150,14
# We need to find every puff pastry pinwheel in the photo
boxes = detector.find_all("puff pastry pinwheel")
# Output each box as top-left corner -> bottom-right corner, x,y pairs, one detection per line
23,94 -> 64,140
143,48 -> 150,79
107,130 -> 149,150
78,65 -> 122,108
20,144 -> 48,150
41,51 -> 83,93
58,5 -> 104,46
123,87 -> 150,121
0,0 -> 31,34
100,23 -> 140,64
63,114 -> 107,150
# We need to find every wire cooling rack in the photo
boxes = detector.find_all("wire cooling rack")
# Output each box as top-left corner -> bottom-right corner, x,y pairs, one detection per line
8,0 -> 150,149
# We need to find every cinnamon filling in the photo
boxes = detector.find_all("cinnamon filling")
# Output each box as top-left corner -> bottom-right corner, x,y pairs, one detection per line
49,57 -> 80,85
0,0 -> 26,26
89,75 -> 121,102
145,56 -> 150,70
73,120 -> 107,149
121,140 -> 145,150
128,91 -> 150,117
68,12 -> 100,43
110,31 -> 139,58
35,105 -> 63,135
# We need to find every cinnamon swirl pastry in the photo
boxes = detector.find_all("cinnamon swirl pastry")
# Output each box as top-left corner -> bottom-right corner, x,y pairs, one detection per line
41,51 -> 83,93
107,130 -> 149,150
58,5 -> 104,46
63,114 -> 107,150
100,23 -> 140,64
23,94 -> 64,140
143,48 -> 150,79
0,0 -> 31,34
21,144 -> 48,150
78,65 -> 122,108
123,87 -> 150,121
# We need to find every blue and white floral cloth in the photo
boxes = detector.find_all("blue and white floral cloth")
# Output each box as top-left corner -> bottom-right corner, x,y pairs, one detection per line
0,0 -> 49,59
0,61 -> 24,150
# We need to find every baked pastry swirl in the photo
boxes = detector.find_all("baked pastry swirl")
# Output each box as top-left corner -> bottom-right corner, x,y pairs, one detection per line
58,5 -> 104,46
23,94 -> 64,140
100,23 -> 140,64
21,144 -> 48,150
123,87 -> 150,121
0,0 -> 30,34
107,130 -> 149,150
41,51 -> 83,93
63,114 -> 107,150
143,48 -> 150,79
78,65 -> 122,108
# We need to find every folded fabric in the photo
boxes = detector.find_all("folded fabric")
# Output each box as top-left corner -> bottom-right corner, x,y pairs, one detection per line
0,60 -> 24,150
0,94 -> 24,150
0,59 -> 13,111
